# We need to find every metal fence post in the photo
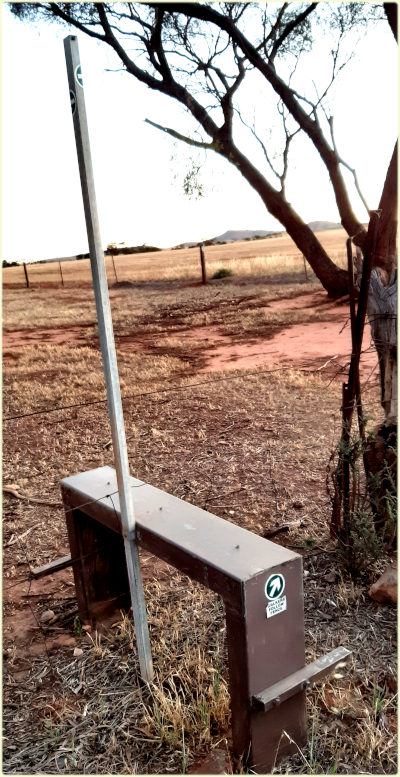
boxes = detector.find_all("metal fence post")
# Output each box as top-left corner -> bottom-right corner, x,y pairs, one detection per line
63,34 -> 153,682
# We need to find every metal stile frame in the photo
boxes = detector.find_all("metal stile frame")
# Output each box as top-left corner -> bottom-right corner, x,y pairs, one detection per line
61,465 -> 352,772
63,35 -> 153,683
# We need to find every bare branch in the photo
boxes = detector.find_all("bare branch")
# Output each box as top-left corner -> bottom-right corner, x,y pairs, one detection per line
51,2 -> 106,41
256,3 -> 288,56
144,118 -> 214,150
234,108 -> 281,183
157,2 -> 363,237
269,3 -> 318,65
96,4 -> 220,142
328,117 -> 370,217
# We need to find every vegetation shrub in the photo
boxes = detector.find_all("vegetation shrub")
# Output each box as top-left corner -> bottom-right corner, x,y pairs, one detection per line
212,268 -> 233,279
76,245 -> 162,260
328,425 -> 397,578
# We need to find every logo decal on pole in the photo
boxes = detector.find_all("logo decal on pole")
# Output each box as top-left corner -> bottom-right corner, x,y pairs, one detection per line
75,65 -> 83,87
70,90 -> 76,115
265,573 -> 285,600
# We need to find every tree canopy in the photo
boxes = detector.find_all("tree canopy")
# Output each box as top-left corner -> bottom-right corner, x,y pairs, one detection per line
10,2 -> 397,296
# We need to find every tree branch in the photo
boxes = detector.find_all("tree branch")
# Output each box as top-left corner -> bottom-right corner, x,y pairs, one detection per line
234,108 -> 281,183
96,4 -> 220,141
328,116 -> 370,217
144,119 -> 214,150
51,2 -> 106,41
157,2 -> 365,240
269,3 -> 318,65
384,3 -> 397,40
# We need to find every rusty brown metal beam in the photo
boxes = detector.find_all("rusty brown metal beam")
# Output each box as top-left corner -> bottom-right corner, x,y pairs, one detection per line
252,646 -> 352,712
31,554 -> 72,579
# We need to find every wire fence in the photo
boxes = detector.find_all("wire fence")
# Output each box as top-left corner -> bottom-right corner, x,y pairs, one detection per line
3,335 -> 382,423
2,243 -> 347,289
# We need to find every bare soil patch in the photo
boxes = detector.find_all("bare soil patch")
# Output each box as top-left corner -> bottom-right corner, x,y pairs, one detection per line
3,289 -> 378,385
3,323 -> 96,350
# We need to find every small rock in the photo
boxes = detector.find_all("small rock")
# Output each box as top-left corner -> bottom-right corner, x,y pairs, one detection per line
40,609 -> 55,623
82,624 -> 92,632
73,647 -> 84,657
368,562 -> 397,604
293,501 -> 304,509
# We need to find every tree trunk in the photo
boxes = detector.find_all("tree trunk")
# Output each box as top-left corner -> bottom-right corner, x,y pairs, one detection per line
375,142 -> 398,277
367,269 -> 397,425
366,141 -> 397,425
221,141 -> 348,297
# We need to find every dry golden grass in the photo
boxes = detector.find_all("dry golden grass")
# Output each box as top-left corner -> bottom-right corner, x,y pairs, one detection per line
3,574 -> 231,774
3,229 -> 348,286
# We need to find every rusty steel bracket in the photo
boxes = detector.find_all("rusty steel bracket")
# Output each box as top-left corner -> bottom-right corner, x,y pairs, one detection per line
251,646 -> 352,711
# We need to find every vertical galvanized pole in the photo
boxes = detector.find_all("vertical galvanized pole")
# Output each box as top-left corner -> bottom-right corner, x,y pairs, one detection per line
63,35 -> 153,682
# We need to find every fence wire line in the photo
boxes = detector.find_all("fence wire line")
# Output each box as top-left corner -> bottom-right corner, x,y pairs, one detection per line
3,335 -> 381,422
4,482 -> 146,518
3,483 -> 152,627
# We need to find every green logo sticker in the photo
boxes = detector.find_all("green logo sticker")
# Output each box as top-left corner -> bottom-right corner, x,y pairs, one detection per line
75,65 -> 83,87
265,573 -> 285,601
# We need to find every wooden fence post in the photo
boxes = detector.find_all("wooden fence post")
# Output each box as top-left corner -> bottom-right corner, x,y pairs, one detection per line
112,254 -> 118,283
59,261 -> 64,287
23,262 -> 30,288
200,243 -> 207,284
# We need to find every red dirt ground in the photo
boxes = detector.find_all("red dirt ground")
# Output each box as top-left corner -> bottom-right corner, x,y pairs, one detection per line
2,291 -> 377,383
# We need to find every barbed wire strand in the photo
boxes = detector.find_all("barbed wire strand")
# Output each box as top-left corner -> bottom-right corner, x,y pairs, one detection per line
3,336 -> 383,423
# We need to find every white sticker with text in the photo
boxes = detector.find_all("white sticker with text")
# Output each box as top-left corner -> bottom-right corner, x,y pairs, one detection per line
266,595 -> 287,618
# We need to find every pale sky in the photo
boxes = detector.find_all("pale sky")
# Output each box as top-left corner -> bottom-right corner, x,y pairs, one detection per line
1,3 -> 398,263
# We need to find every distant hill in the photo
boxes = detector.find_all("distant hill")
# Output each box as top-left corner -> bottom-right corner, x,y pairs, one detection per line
307,221 -> 342,232
173,221 -> 343,249
212,224 -> 342,241
210,229 -> 278,243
